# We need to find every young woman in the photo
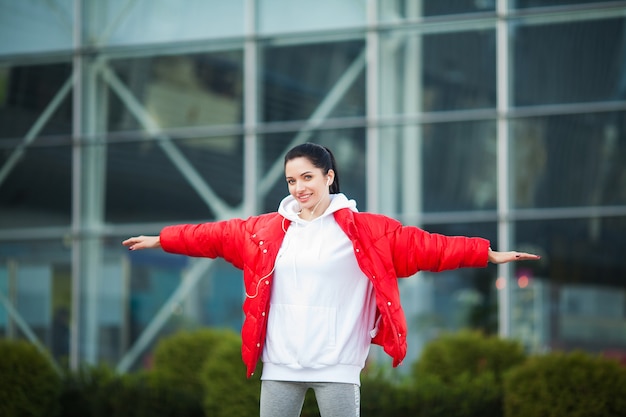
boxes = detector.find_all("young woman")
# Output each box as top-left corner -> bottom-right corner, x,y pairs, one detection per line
123,142 -> 540,417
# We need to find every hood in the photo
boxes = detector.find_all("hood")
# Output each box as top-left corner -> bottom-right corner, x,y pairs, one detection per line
278,193 -> 358,224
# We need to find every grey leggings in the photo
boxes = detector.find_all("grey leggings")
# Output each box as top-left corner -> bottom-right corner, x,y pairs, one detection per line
260,380 -> 360,417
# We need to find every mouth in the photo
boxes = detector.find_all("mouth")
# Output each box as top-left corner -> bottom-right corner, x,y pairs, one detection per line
297,193 -> 313,203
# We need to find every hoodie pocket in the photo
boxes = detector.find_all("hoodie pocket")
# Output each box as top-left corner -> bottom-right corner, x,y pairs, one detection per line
265,303 -> 337,368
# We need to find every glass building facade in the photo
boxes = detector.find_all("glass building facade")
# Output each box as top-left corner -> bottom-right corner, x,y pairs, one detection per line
1,0 -> 625,372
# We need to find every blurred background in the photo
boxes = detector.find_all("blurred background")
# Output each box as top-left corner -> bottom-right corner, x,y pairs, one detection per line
0,0 -> 625,374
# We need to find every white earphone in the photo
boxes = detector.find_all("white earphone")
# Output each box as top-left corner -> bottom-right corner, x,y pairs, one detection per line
327,178 -> 331,186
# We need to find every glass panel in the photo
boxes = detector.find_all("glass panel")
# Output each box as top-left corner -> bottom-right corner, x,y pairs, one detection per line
0,144 -> 72,228
400,222 -> 498,364
379,0 -> 495,20
0,240 -> 72,363
106,136 -> 244,224
511,112 -> 626,209
379,121 -> 497,214
513,17 -> 625,106
120,238 -> 243,369
423,121 -> 498,212
0,0 -> 73,55
513,217 -> 626,354
107,51 -> 243,133
260,131 -> 367,214
0,63 -> 73,142
258,0 -> 365,34
423,29 -> 496,112
86,0 -> 244,47
380,28 -> 496,116
512,0 -> 624,8
261,40 -> 366,123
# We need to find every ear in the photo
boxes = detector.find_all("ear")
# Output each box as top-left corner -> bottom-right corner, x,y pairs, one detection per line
326,169 -> 335,186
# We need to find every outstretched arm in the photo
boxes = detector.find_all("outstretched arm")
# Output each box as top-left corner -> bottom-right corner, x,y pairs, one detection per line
488,247 -> 540,264
122,235 -> 161,251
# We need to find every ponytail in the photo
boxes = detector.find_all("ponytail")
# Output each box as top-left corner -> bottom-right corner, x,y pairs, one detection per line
323,146 -> 341,194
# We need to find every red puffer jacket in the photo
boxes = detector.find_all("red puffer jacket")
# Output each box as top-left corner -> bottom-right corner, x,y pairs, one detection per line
160,208 -> 490,377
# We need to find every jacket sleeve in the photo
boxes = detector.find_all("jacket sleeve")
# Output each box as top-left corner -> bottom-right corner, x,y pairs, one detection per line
159,219 -> 246,269
391,224 -> 490,276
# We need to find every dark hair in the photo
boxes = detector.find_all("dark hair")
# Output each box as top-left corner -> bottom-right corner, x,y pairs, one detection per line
284,142 -> 341,194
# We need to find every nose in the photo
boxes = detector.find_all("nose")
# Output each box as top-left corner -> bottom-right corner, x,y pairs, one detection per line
295,180 -> 305,191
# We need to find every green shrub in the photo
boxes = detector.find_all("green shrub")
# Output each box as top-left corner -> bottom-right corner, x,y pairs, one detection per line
59,362 -> 205,417
61,328 -> 249,417
107,370 -> 204,417
152,328 -> 230,399
409,330 -> 526,417
361,365 -> 418,416
152,328 -> 251,416
0,339 -> 61,417
58,364 -> 117,417
504,350 -> 626,417
412,371 -> 501,417
200,329 -> 261,417
413,330 -> 526,384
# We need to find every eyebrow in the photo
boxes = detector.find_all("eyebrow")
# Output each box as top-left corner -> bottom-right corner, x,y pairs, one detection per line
286,170 -> 313,179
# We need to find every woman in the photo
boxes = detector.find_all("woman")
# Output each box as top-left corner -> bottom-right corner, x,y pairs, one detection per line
123,142 -> 540,417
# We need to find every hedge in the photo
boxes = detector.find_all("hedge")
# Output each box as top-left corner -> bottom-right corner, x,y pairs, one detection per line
0,339 -> 61,417
410,330 -> 527,417
58,364 -> 117,417
413,330 -> 527,383
200,329 -> 261,417
504,350 -> 626,417
152,328 -> 231,399
6,330 -> 626,417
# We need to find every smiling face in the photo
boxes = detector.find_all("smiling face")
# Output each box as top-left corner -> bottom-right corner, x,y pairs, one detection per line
285,156 -> 334,218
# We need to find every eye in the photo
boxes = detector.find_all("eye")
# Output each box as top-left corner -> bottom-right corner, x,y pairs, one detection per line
287,179 -> 295,185
304,175 -> 313,180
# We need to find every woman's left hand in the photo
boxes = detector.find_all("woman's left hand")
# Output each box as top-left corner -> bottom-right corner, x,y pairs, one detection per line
488,249 -> 541,264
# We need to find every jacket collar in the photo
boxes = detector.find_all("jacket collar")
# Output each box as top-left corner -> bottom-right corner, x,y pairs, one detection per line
333,208 -> 358,240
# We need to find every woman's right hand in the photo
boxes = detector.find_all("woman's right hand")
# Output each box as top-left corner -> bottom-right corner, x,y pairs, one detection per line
122,235 -> 161,251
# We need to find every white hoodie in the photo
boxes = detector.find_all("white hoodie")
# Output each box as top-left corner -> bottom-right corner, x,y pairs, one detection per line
261,193 -> 377,385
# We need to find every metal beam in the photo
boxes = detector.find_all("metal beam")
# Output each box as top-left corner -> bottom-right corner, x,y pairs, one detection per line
243,0 -> 259,217
497,0 -> 513,338
70,0 -> 84,371
401,0 -> 423,221
366,0 -> 380,213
